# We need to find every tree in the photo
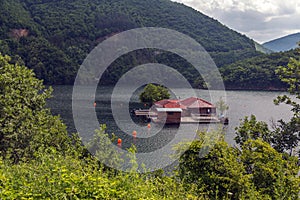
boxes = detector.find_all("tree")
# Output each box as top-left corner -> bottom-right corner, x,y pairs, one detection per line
87,124 -> 123,171
0,54 -> 71,163
234,115 -> 272,147
139,84 -> 170,105
241,139 -> 299,199
273,44 -> 300,155
215,97 -> 229,116
177,139 -> 255,199
177,132 -> 300,199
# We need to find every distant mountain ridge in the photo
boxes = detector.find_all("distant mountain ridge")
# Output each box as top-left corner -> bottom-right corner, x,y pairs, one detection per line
0,0 -> 260,85
263,33 -> 300,52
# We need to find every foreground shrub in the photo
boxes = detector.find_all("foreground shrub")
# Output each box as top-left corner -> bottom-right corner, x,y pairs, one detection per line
0,148 -> 200,199
0,54 -> 72,163
177,132 -> 300,199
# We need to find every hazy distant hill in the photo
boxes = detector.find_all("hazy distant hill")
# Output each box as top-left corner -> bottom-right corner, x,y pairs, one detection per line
263,33 -> 300,52
254,42 -> 273,54
0,0 -> 260,85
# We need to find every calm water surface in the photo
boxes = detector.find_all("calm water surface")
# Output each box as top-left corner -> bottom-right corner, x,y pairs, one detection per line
48,86 -> 292,147
48,86 -> 292,164
48,86 -> 293,171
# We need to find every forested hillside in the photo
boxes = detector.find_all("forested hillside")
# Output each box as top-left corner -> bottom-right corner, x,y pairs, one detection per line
0,0 -> 259,85
221,49 -> 299,90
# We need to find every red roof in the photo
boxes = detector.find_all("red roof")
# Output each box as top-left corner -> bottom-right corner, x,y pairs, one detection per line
179,97 -> 198,107
165,102 -> 187,109
188,100 -> 215,108
155,99 -> 183,108
155,97 -> 215,109
154,99 -> 172,107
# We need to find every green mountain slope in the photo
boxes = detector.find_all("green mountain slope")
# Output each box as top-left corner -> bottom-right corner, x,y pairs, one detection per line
263,33 -> 300,52
220,49 -> 298,90
0,0 -> 260,85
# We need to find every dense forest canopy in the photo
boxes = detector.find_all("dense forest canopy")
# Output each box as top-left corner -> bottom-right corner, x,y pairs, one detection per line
1,0 -> 298,89
220,49 -> 299,90
0,0 -> 261,86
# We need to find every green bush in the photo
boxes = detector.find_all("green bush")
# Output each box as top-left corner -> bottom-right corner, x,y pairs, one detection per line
139,83 -> 170,105
0,54 -> 72,163
0,148 -> 201,199
177,131 -> 300,200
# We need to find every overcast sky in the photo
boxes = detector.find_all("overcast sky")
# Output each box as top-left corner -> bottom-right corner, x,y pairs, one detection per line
172,0 -> 300,43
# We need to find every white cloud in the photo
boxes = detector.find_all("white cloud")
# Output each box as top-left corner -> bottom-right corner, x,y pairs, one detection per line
172,0 -> 300,43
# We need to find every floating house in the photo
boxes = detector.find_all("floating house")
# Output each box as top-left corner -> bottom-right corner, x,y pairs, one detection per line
134,97 -> 226,124
154,97 -> 216,116
152,97 -> 219,124
155,108 -> 182,124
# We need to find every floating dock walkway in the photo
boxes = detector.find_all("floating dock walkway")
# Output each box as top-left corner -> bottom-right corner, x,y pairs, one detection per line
134,109 -> 157,118
134,109 -> 228,124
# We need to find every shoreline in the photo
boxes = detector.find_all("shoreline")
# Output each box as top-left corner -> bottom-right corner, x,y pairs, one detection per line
46,84 -> 288,92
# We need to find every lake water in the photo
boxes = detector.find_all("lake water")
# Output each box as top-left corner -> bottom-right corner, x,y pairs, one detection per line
48,85 -> 294,171
48,85 -> 293,148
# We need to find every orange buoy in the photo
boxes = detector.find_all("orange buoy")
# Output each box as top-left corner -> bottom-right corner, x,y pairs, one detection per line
117,138 -> 122,144
147,123 -> 151,129
132,130 -> 137,138
117,138 -> 122,148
